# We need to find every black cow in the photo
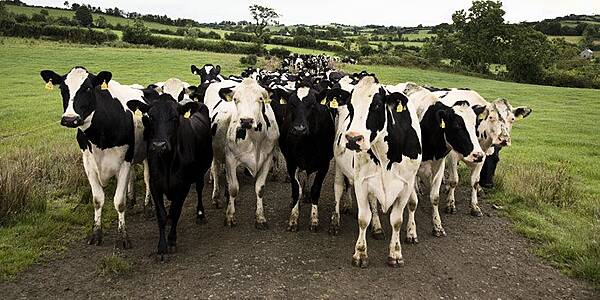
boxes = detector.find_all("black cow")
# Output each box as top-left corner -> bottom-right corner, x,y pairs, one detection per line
127,95 -> 213,260
40,67 -> 154,248
277,84 -> 335,231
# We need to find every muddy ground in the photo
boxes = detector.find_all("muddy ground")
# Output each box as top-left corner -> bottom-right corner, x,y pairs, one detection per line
1,169 -> 597,299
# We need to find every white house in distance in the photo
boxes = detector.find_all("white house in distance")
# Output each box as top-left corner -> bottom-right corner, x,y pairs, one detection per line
580,48 -> 594,59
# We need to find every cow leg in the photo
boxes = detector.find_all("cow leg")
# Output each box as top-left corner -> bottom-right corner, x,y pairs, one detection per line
195,176 -> 207,225
224,157 -> 239,227
114,163 -> 132,249
430,159 -> 446,237
168,191 -> 188,253
369,194 -> 384,240
445,153 -> 459,214
388,191 -> 409,267
287,167 -> 301,232
341,176 -> 354,214
211,160 -> 223,209
143,160 -> 152,211
468,160 -> 485,217
126,167 -> 136,209
308,166 -> 329,232
254,155 -> 272,230
84,155 -> 104,246
329,165 -> 344,235
153,190 -> 168,260
302,172 -> 312,203
405,189 -> 418,244
352,182 -> 370,268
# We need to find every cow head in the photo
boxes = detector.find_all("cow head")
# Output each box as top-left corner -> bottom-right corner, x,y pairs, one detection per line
477,99 -> 532,147
40,67 -> 112,129
191,64 -> 222,84
284,85 -> 328,138
336,76 -> 409,152
159,78 -> 192,102
127,95 -> 202,154
221,78 -> 269,131
439,101 -> 485,163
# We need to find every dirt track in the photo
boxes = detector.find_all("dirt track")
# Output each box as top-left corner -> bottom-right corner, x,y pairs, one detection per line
2,169 -> 597,299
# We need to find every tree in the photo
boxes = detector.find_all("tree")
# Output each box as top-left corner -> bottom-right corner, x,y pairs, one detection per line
74,5 -> 93,27
96,16 -> 108,28
504,26 -> 554,83
248,4 -> 279,43
122,19 -> 152,44
63,1 -> 69,9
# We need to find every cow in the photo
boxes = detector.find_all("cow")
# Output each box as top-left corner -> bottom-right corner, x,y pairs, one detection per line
126,94 -> 212,260
40,67 -> 154,248
276,83 -> 335,232
399,83 -> 485,239
434,89 -> 532,216
219,78 -> 279,228
329,76 -> 422,268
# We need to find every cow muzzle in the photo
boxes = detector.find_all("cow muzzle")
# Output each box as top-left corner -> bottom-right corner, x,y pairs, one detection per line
291,124 -> 308,136
345,132 -> 365,152
150,141 -> 169,153
240,118 -> 254,130
60,115 -> 82,128
466,151 -> 485,163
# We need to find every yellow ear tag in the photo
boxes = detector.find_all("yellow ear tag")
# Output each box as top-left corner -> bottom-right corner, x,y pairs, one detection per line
517,115 -> 523,120
45,80 -> 54,90
329,98 -> 338,109
440,120 -> 446,129
184,111 -> 191,119
101,80 -> 108,90
225,94 -> 233,102
396,105 -> 404,112
263,97 -> 271,104
134,109 -> 142,117
478,114 -> 486,120
320,98 -> 327,105
280,98 -> 286,105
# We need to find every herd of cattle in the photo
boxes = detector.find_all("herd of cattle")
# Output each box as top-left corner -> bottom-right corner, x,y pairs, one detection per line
39,55 -> 532,266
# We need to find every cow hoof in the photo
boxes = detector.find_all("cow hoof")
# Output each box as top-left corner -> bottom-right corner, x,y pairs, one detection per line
309,224 -> 318,232
471,209 -> 483,217
445,206 -> 457,214
255,221 -> 269,230
87,229 -> 103,246
196,215 -> 208,225
224,218 -> 237,227
328,224 -> 339,236
387,257 -> 405,268
352,256 -> 369,268
372,230 -> 385,240
405,236 -> 419,244
287,223 -> 298,232
432,228 -> 447,237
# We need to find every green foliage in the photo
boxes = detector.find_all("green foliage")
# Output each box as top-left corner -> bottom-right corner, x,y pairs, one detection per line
268,47 -> 291,58
240,54 -> 258,65
96,254 -> 132,276
95,15 -> 107,28
248,4 -> 279,43
122,19 -> 152,44
504,26 -> 554,83
73,5 -> 92,27
0,19 -> 118,44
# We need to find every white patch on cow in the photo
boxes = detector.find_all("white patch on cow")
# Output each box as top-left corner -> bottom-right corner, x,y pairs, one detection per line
63,68 -> 89,118
451,103 -> 485,162
310,204 -> 318,227
297,87 -> 310,101
162,78 -> 186,101
204,65 -> 214,75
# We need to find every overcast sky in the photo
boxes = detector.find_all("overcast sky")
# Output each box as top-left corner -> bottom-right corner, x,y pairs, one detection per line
26,0 -> 600,27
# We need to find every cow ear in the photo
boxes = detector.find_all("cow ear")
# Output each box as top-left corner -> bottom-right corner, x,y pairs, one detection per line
214,65 -> 221,74
40,70 -> 63,85
191,65 -> 201,75
316,88 -> 328,106
178,101 -> 202,116
513,106 -> 532,120
385,92 -> 409,108
472,105 -> 489,120
127,100 -> 150,113
92,71 -> 112,87
218,87 -> 235,102
326,88 -> 351,106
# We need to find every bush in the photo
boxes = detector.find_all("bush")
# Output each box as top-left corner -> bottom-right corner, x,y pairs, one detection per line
122,19 -> 152,44
268,47 -> 291,58
240,54 -> 258,65
0,19 -> 118,44
360,53 -> 431,68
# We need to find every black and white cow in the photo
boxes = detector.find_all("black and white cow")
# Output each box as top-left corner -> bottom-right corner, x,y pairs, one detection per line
276,83 -> 335,231
434,89 -> 532,216
40,67 -> 154,248
127,94 -> 213,260
330,76 -> 422,268
398,83 -> 485,239
220,78 -> 280,228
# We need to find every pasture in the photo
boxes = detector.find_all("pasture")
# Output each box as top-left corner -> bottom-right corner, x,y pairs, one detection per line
0,37 -> 599,294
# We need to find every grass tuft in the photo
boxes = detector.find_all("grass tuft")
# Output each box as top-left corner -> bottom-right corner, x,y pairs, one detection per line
96,254 -> 132,276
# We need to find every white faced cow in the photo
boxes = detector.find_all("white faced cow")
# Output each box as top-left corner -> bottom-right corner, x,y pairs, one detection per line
40,67 -> 153,248
435,89 -> 532,216
397,83 -> 485,239
330,76 -> 422,268
220,78 -> 279,228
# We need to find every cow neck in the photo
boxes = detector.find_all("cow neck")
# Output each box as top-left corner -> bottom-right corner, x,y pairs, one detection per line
79,90 -> 133,151
420,104 -> 451,161
476,121 -> 494,152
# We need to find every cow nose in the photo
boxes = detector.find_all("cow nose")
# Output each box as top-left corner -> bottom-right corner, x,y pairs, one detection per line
292,124 -> 308,136
345,132 -> 364,151
240,118 -> 254,129
151,141 -> 167,152
60,115 -> 82,128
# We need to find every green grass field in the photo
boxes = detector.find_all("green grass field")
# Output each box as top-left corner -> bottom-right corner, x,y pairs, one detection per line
548,35 -> 584,44
0,37 -> 598,285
